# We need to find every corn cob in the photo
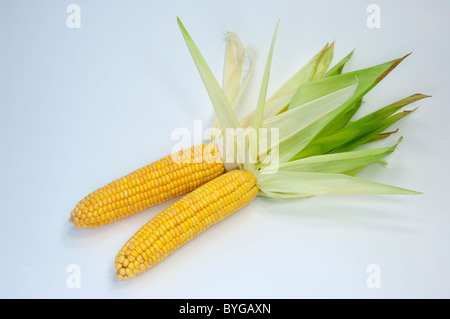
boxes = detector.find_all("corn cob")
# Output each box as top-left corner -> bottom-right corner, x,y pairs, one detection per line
69,143 -> 224,228
114,169 -> 258,280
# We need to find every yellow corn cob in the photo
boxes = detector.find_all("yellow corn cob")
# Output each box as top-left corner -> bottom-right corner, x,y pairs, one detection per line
69,143 -> 224,228
115,169 -> 258,280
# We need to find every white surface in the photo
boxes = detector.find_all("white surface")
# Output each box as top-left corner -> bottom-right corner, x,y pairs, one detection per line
0,0 -> 449,298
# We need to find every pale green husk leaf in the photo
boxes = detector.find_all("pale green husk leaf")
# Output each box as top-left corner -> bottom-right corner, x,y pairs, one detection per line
177,18 -> 240,131
261,138 -> 402,174
239,43 -> 335,128
247,20 -> 280,173
212,33 -> 257,131
258,80 -> 358,157
257,170 -> 421,198
222,32 -> 245,104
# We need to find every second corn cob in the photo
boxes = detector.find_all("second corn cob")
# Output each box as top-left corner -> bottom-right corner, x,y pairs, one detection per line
69,143 -> 224,228
115,169 -> 258,280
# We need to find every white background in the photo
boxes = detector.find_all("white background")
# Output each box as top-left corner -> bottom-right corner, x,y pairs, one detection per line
1,0 -> 449,298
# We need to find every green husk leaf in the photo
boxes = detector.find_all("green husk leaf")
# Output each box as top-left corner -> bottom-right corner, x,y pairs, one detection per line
318,99 -> 363,137
261,138 -> 401,174
343,157 -> 390,176
253,20 -> 279,135
239,43 -> 334,128
293,94 -> 428,158
223,32 -> 244,105
324,49 -> 355,77
311,42 -> 335,80
213,39 -> 257,130
343,163 -> 373,176
232,47 -> 256,111
257,170 -> 421,198
248,20 -> 279,172
352,93 -> 429,126
293,107 -> 415,159
368,129 -> 399,142
258,80 -> 358,157
279,56 -> 410,162
177,17 -> 240,131
289,55 -> 409,110
332,108 -> 416,153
